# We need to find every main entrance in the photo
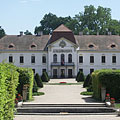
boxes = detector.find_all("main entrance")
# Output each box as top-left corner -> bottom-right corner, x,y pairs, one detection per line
61,69 -> 65,78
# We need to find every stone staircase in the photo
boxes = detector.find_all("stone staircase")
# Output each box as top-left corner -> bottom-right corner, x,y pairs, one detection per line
16,103 -> 116,115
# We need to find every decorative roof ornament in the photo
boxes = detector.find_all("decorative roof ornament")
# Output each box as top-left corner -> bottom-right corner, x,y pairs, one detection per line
59,40 -> 66,48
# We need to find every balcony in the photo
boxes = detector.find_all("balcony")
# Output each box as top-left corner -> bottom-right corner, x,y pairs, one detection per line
51,62 -> 75,66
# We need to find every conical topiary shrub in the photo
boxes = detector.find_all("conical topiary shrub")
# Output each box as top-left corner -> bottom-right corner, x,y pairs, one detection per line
41,72 -> 49,82
33,79 -> 38,93
35,73 -> 43,88
83,74 -> 92,88
76,71 -> 85,82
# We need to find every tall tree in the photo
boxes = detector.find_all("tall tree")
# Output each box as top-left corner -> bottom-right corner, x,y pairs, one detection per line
0,26 -> 5,38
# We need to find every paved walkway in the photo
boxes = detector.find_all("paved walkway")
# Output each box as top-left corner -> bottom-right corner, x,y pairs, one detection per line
15,115 -> 120,120
25,79 -> 98,104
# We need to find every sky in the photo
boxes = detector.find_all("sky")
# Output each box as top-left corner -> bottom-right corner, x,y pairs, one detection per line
0,0 -> 120,35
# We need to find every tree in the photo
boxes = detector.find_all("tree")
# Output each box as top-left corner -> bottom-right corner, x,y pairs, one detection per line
34,73 -> 43,88
24,30 -> 32,35
0,26 -> 5,38
75,5 -> 112,35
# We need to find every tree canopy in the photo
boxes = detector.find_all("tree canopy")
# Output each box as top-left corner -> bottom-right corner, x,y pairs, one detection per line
0,26 -> 5,38
34,5 -> 120,35
24,30 -> 32,35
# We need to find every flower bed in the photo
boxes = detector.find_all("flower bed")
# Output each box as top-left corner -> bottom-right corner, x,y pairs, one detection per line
59,82 -> 67,84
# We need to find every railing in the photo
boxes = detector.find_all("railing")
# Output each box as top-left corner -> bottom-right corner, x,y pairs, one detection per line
51,62 -> 75,66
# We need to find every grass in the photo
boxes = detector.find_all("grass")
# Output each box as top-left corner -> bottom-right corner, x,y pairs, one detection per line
80,91 -> 93,96
32,92 -> 45,96
115,103 -> 120,108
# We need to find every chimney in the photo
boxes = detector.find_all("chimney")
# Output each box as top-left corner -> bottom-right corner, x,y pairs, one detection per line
20,31 -> 23,36
37,31 -> 43,36
79,32 -> 83,36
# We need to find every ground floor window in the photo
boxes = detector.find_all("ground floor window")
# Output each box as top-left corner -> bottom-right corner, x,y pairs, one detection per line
68,69 -> 72,78
79,69 -> 83,72
53,69 -> 57,78
90,69 -> 94,74
42,69 -> 46,73
32,69 -> 35,74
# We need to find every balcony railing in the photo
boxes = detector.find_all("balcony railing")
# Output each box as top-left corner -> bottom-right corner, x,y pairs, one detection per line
51,62 -> 75,66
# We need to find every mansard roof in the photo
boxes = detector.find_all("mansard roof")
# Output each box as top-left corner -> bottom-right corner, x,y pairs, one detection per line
75,35 -> 120,51
49,24 -> 76,44
0,24 -> 120,51
0,35 -> 50,51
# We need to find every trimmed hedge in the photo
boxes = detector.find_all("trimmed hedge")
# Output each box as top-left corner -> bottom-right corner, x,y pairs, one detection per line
17,67 -> 34,100
0,63 -> 19,120
35,73 -> 43,88
92,69 -> 120,100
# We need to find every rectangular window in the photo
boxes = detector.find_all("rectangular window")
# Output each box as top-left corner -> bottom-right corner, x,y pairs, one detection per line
79,56 -> 83,63
90,69 -> 94,74
32,69 -> 35,74
79,69 -> 83,72
20,56 -> 24,63
90,56 -> 94,63
101,56 -> 105,63
53,69 -> 57,78
42,56 -> 46,63
42,69 -> 46,73
9,56 -> 13,63
112,56 -> 116,63
31,56 -> 35,63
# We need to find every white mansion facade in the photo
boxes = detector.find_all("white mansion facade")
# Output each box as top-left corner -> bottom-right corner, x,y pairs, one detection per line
0,24 -> 120,78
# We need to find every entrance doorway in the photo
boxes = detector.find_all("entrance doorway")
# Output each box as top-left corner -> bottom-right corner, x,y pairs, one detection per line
68,69 -> 72,78
61,69 -> 65,78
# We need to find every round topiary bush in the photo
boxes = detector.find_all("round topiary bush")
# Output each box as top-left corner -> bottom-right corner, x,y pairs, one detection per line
35,73 -> 43,88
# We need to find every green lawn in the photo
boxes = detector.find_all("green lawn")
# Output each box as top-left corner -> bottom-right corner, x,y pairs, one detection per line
80,91 -> 93,96
115,103 -> 120,108
32,92 -> 45,96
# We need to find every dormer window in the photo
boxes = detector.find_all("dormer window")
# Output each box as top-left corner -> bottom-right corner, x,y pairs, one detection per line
111,44 -> 116,48
88,44 -> 94,48
8,44 -> 15,48
31,44 -> 36,48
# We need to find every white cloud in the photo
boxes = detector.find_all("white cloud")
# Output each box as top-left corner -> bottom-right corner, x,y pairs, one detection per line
20,0 -> 28,3
30,0 -> 41,1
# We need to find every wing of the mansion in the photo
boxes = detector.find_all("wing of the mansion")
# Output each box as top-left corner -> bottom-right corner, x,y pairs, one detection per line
0,24 -> 120,78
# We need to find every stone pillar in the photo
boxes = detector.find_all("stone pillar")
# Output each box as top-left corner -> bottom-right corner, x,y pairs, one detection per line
22,85 -> 28,101
101,86 -> 106,101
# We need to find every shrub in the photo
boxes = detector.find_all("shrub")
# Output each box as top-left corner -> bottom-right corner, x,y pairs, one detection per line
34,73 -> 43,88
17,67 -> 34,100
76,71 -> 85,82
33,79 -> 38,93
83,74 -> 91,88
92,69 -> 120,100
41,72 -> 49,82
0,63 -> 19,120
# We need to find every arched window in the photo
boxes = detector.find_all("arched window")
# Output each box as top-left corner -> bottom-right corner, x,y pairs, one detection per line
61,54 -> 65,65
68,54 -> 72,63
53,54 -> 57,63
31,44 -> 36,48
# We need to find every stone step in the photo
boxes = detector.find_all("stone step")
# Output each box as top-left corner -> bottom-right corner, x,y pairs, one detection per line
17,107 -> 116,114
22,103 -> 106,108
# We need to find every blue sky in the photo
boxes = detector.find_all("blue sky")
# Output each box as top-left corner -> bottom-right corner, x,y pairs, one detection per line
0,0 -> 120,35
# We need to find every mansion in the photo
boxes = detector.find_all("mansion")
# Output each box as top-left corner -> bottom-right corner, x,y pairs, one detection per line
0,24 -> 120,78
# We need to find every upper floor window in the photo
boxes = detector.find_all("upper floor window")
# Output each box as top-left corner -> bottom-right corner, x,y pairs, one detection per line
9,56 -> 13,63
68,54 -> 72,63
31,56 -> 35,63
53,54 -> 57,63
101,56 -> 105,63
20,56 -> 24,63
112,56 -> 116,63
42,55 -> 46,63
79,56 -> 83,63
90,56 -> 94,63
